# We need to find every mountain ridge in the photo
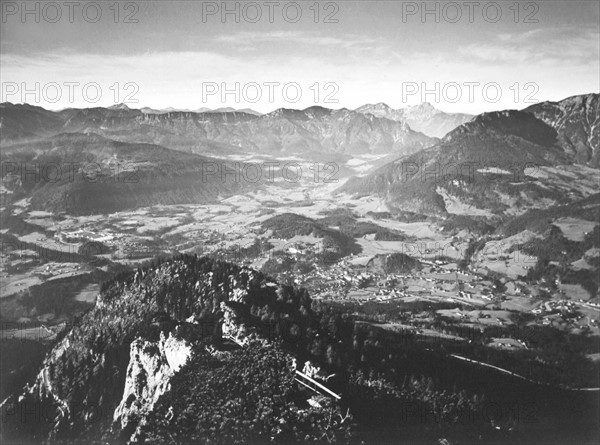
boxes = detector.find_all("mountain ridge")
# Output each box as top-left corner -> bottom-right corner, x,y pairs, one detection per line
1,102 -> 437,158
355,102 -> 474,138
0,132 -> 258,214
339,94 -> 599,216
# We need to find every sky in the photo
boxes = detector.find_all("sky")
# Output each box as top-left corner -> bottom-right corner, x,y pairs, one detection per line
1,0 -> 599,114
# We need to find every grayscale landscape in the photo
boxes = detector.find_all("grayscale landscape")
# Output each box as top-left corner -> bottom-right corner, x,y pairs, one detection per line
1,1 -> 599,444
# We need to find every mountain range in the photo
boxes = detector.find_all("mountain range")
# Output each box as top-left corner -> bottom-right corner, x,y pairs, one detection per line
137,105 -> 263,115
0,101 -> 439,214
0,102 -> 437,158
1,94 -> 598,217
355,102 -> 473,138
525,94 -> 600,166
0,132 -> 255,214
341,94 -> 599,216
1,93 -> 600,445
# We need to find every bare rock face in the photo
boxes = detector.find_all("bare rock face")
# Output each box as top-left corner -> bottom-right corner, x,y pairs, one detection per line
355,102 -> 473,138
340,97 -> 600,216
113,331 -> 191,443
526,93 -> 600,167
220,301 -> 253,347
12,336 -> 74,436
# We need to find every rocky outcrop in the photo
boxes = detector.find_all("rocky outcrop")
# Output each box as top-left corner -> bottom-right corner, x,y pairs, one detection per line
366,253 -> 422,274
1,256 -> 322,443
526,93 -> 600,167
113,332 -> 191,443
356,102 -> 473,138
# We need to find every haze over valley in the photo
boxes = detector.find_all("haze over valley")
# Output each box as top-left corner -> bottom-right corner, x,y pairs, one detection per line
1,1 -> 599,444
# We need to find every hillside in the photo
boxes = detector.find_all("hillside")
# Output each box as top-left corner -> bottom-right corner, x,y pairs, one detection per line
2,255 -> 499,444
339,96 -> 599,216
366,252 -> 422,274
1,256 -> 331,442
260,213 -> 362,262
0,133 -> 256,214
0,103 -> 437,158
525,93 -> 599,166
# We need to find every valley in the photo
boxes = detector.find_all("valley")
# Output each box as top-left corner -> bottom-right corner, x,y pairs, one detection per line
1,95 -> 599,444
3,2 -> 599,442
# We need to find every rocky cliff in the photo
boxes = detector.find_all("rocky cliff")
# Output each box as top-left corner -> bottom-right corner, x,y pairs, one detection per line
113,331 -> 191,443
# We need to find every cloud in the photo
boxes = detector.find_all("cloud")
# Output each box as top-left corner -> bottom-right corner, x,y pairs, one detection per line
459,27 -> 599,66
1,25 -> 597,114
212,30 -> 388,56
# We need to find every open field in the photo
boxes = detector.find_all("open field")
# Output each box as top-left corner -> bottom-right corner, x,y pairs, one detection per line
2,174 -> 599,343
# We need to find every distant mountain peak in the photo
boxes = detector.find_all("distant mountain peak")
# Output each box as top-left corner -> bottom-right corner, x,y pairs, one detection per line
355,102 -> 473,138
405,102 -> 436,112
108,103 -> 131,110
211,107 -> 262,116
355,102 -> 392,114
1,102 -> 43,110
370,102 -> 392,110
302,105 -> 332,118
138,106 -> 262,115
264,107 -> 307,119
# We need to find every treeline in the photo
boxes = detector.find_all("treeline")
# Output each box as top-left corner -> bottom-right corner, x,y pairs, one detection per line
428,317 -> 600,388
4,254 -> 560,443
4,255 -> 341,443
457,238 -> 487,270
261,213 -> 361,260
0,339 -> 49,400
521,225 -> 600,295
138,341 -> 353,444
